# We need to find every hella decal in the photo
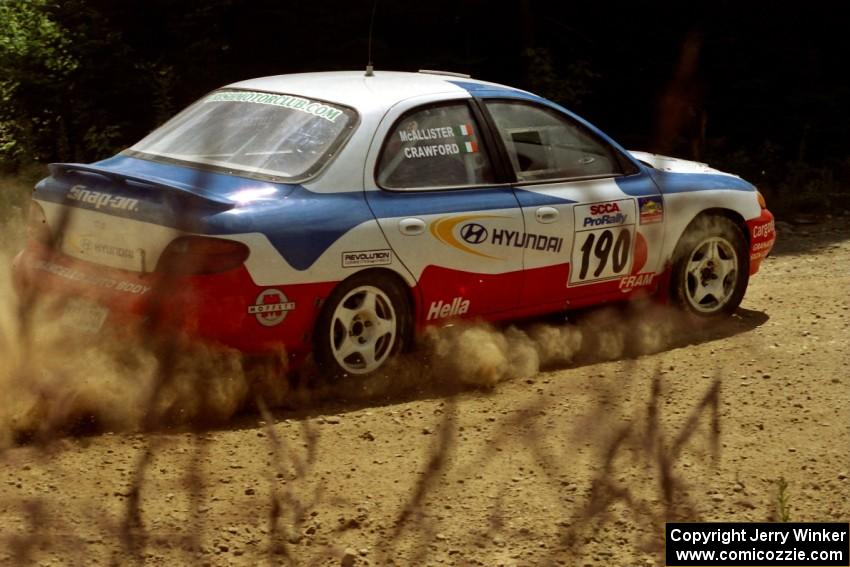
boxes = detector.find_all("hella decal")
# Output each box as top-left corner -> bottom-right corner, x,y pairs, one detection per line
342,249 -> 392,268
427,297 -> 470,321
67,185 -> 140,212
248,289 -> 295,327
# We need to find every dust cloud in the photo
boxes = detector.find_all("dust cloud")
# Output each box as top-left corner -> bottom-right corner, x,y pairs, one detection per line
414,300 -> 685,390
0,217 -> 288,448
1,208 -> 692,445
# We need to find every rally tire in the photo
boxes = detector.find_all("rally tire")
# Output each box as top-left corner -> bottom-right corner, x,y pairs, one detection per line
313,272 -> 411,380
670,214 -> 749,318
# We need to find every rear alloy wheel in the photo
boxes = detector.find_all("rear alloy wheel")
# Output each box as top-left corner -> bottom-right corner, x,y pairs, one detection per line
315,274 -> 409,378
671,216 -> 749,318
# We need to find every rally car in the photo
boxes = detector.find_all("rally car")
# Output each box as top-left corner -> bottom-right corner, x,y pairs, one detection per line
13,70 -> 776,377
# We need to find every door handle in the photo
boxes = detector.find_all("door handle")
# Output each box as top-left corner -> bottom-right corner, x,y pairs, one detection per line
535,207 -> 559,224
399,218 -> 426,235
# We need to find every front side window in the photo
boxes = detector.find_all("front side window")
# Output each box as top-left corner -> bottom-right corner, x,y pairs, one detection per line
128,90 -> 357,182
377,102 -> 495,190
485,101 -> 624,183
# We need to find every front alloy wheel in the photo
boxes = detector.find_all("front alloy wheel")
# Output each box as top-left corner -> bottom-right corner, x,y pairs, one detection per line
671,215 -> 749,318
684,236 -> 739,313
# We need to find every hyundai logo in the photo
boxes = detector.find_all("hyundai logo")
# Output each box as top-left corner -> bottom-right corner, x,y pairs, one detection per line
460,223 -> 489,244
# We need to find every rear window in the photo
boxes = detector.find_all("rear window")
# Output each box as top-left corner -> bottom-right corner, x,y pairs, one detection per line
127,89 -> 357,182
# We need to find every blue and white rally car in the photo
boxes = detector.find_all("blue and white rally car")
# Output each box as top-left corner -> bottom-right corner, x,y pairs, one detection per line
13,70 -> 776,376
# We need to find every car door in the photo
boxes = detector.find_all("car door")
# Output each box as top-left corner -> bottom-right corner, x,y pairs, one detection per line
364,99 -> 525,323
480,99 -> 666,309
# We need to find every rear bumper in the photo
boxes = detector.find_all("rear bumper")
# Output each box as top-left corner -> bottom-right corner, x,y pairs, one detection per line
12,241 -> 333,361
746,209 -> 776,275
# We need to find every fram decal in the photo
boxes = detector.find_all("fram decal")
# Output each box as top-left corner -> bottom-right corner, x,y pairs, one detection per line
638,196 -> 664,224
619,272 -> 655,293
248,289 -> 295,327
67,185 -> 140,212
342,249 -> 392,268
427,297 -> 470,321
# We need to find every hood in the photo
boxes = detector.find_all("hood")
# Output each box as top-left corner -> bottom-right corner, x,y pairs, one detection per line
628,151 -> 738,178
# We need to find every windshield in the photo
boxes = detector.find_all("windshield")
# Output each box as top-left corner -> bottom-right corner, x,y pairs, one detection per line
128,89 -> 357,181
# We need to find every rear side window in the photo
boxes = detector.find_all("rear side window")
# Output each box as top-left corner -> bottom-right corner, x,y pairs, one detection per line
485,101 -> 624,183
377,102 -> 495,190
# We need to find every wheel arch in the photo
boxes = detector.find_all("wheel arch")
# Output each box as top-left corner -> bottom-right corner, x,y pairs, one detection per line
671,207 -> 750,261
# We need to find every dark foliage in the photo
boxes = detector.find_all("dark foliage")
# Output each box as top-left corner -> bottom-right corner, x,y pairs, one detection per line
1,0 -> 848,211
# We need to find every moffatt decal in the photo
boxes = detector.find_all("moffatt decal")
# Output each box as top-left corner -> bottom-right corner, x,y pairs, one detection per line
248,288 -> 295,327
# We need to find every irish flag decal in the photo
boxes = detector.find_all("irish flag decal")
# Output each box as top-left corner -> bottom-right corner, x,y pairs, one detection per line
454,123 -> 473,136
461,140 -> 479,153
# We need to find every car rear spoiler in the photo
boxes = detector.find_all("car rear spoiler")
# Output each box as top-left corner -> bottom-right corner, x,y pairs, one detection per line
48,162 -> 235,210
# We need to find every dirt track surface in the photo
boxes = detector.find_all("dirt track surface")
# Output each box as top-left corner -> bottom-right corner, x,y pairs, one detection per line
1,218 -> 848,566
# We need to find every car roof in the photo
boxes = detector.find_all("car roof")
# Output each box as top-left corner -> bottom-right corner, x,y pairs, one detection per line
226,70 -> 532,114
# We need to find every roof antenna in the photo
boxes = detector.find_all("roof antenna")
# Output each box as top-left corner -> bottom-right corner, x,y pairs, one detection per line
365,0 -> 378,76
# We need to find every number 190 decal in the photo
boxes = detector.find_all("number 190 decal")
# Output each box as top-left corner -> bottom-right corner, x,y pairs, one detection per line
569,199 -> 636,286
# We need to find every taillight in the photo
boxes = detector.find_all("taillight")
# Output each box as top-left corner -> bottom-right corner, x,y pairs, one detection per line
756,190 -> 767,209
27,201 -> 51,244
156,236 -> 250,275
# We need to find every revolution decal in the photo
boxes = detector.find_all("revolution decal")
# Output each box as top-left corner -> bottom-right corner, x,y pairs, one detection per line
204,91 -> 344,122
341,249 -> 392,268
638,196 -> 664,224
248,288 -> 296,327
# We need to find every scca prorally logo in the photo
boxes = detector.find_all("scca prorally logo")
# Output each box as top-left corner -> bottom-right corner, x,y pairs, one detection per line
247,288 -> 296,327
460,223 -> 488,244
